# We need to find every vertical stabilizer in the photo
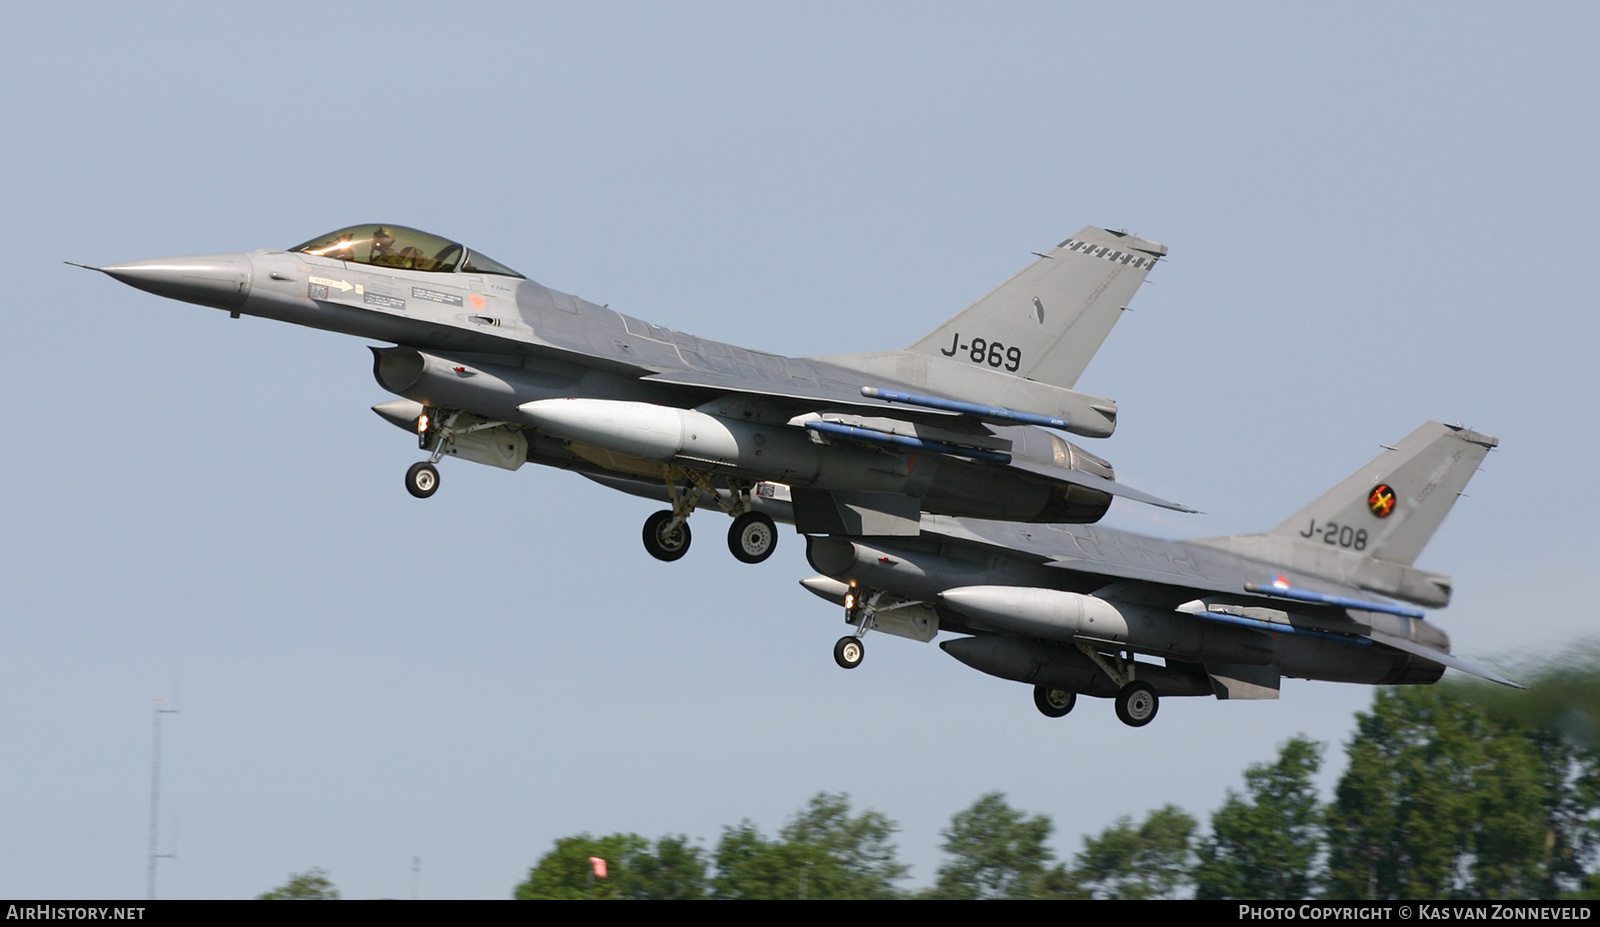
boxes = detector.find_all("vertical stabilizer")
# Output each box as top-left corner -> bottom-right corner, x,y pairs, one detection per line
907,226 -> 1165,390
1193,422 -> 1496,606
811,226 -> 1164,438
1269,422 -> 1496,566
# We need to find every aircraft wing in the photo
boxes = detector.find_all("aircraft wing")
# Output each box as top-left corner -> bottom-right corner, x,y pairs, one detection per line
642,370 -> 1195,514
922,515 -> 1519,686
931,517 -> 1265,601
931,517 -> 1410,617
636,369 -> 1190,515
1044,554 -> 1237,597
1044,553 -> 1438,628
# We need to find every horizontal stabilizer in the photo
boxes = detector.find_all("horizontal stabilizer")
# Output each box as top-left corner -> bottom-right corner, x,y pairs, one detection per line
1367,629 -> 1524,689
1006,456 -> 1198,513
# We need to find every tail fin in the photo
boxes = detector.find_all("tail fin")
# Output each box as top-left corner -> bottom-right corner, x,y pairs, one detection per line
810,226 -> 1165,438
1194,422 -> 1496,607
908,226 -> 1166,389
1269,422 -> 1497,566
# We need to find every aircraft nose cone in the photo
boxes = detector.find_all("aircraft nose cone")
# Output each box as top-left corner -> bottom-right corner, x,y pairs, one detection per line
93,253 -> 253,311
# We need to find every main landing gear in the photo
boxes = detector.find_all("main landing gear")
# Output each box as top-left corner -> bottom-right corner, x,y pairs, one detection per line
728,511 -> 778,564
1033,646 -> 1161,727
1078,644 -> 1160,727
642,510 -> 692,562
1033,686 -> 1076,718
1114,681 -> 1159,727
640,468 -> 779,565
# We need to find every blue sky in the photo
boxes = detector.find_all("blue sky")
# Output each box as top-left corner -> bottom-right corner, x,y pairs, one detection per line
2,3 -> 1595,898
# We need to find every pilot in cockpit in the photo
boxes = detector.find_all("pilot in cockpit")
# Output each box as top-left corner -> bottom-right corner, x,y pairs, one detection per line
369,226 -> 432,270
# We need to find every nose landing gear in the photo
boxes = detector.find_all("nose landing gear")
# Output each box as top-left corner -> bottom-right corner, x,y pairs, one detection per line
833,636 -> 865,669
403,409 -> 518,501
405,461 -> 439,498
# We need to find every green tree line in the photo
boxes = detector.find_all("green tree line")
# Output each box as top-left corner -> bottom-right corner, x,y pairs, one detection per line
508,667 -> 1600,900
261,660 -> 1600,899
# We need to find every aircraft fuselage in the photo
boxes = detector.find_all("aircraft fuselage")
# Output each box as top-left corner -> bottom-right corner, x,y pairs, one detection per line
85,224 -> 1175,563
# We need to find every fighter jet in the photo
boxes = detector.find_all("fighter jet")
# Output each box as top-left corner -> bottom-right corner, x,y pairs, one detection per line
795,421 -> 1515,727
76,223 -> 1189,564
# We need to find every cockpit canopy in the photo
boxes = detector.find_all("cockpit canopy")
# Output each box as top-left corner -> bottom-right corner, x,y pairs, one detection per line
288,224 -> 524,278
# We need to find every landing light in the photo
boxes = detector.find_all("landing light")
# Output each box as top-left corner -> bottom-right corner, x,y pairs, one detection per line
416,413 -> 430,435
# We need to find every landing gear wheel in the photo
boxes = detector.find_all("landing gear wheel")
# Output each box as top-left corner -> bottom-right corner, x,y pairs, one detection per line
405,461 -> 440,499
833,636 -> 864,669
1114,681 -> 1159,727
727,511 -> 778,564
642,510 -> 692,562
1033,686 -> 1076,718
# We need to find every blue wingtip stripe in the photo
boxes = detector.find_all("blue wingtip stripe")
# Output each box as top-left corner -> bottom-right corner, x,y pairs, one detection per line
804,420 -> 1012,464
1244,582 -> 1427,619
861,387 -> 1071,430
1191,609 -> 1372,646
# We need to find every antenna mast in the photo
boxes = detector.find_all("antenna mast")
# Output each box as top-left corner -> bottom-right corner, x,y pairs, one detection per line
146,698 -> 178,900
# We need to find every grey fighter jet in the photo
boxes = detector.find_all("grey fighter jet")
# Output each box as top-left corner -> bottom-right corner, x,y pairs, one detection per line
76,223 -> 1188,564
796,422 -> 1515,726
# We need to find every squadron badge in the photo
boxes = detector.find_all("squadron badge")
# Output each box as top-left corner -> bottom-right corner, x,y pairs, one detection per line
1367,483 -> 1396,519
